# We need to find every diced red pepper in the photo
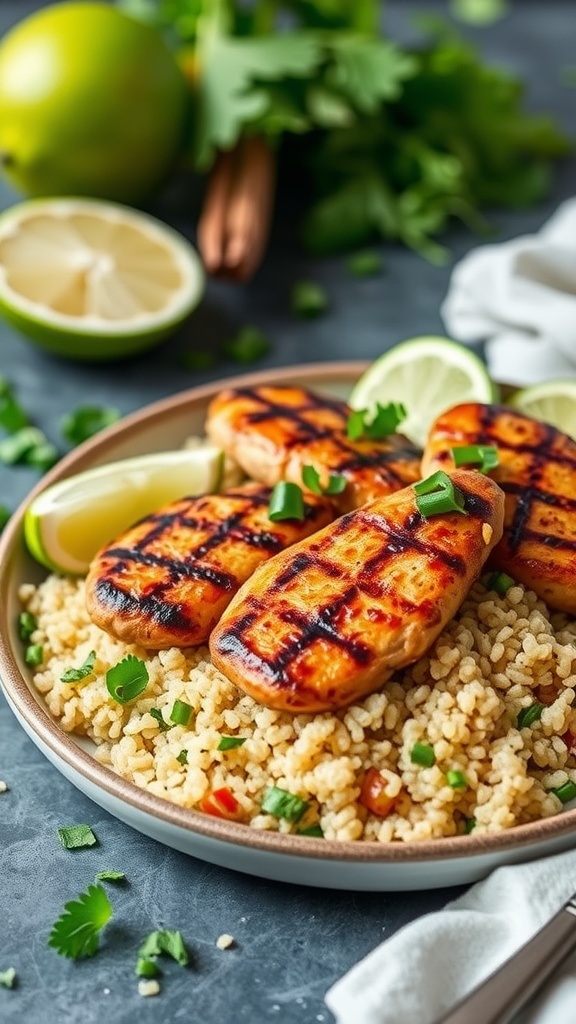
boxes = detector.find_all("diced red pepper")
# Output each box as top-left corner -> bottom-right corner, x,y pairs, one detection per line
199,786 -> 243,820
562,729 -> 576,757
359,767 -> 398,819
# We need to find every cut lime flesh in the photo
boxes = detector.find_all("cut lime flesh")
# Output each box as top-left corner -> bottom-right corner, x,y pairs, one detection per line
508,380 -> 576,440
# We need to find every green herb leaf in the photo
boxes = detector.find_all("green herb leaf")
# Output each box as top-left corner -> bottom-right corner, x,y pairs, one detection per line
217,736 -> 247,751
291,280 -> 328,318
0,391 -> 28,432
414,470 -> 468,518
57,824 -> 98,850
176,749 -> 189,766
347,250 -> 384,276
450,0 -> 508,26
268,481 -> 305,521
484,571 -> 515,597
301,464 -> 347,496
464,817 -> 477,834
180,349 -> 218,372
25,644 -> 43,667
149,708 -> 172,731
60,406 -> 120,447
410,742 -> 436,768
516,703 -> 545,730
446,770 -> 468,790
17,611 -> 37,642
0,968 -> 16,988
297,823 -> 324,837
0,427 -> 47,465
25,440 -> 59,472
95,871 -> 126,883
551,780 -> 576,804
347,402 -> 406,441
169,699 -> 193,726
106,655 -> 149,704
135,957 -> 161,978
138,930 -> 189,967
60,650 -> 96,683
328,37 -> 417,114
48,884 -> 112,959
261,785 -> 309,823
452,444 -> 499,474
223,326 -> 270,363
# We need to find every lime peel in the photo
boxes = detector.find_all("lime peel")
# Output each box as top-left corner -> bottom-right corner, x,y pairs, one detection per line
508,379 -> 576,440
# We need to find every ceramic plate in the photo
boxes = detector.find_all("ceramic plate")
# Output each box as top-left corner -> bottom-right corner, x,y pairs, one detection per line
1,361 -> 575,892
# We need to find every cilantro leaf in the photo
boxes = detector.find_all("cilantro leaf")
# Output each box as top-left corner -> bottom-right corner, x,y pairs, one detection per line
48,884 -> 112,959
138,930 -> 189,967
149,708 -> 172,732
0,968 -> 16,988
106,655 -> 149,704
95,871 -> 126,883
291,280 -> 328,318
60,650 -> 96,683
57,824 -> 98,850
61,406 -> 120,447
327,37 -> 417,114
347,249 -> 383,276
223,326 -> 270,363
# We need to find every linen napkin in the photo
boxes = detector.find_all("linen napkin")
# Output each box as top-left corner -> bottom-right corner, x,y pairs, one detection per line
325,846 -> 576,1024
441,197 -> 576,386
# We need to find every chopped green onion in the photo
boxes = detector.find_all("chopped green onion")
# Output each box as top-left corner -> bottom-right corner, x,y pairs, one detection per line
0,968 -> 16,988
516,703 -> 545,729
464,817 -> 477,834
551,780 -> 576,804
179,349 -> 217,372
261,785 -> 309,823
135,957 -> 161,978
346,402 -> 406,441
268,481 -> 305,521
301,464 -> 347,496
149,708 -> 172,731
169,699 -> 193,726
446,769 -> 468,789
347,250 -> 383,276
95,871 -> 126,883
297,823 -> 324,837
106,655 -> 149,704
0,506 -> 10,531
60,650 -> 96,683
410,742 -> 436,768
60,406 -> 120,447
414,470 -> 467,518
138,930 -> 189,967
25,643 -> 43,667
57,824 -> 98,850
452,444 -> 499,473
176,749 -> 189,766
224,326 -> 270,363
291,280 -> 328,318
217,736 -> 247,751
18,611 -> 37,642
484,571 -> 516,596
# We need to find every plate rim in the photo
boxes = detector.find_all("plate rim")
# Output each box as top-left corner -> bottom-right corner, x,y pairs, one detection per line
2,359 -> 576,868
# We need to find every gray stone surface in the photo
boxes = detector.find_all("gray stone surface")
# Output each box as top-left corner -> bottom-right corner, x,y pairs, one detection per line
1,2 -> 575,1021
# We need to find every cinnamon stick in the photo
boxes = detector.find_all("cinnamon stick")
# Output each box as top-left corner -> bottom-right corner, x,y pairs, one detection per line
197,136 -> 276,282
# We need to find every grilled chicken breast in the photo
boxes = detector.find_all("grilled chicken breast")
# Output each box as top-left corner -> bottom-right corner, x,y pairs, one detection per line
422,403 -> 576,615
86,482 -> 336,649
205,385 -> 421,512
210,470 -> 504,713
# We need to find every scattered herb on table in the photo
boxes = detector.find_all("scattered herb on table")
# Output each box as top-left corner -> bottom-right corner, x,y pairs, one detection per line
0,426 -> 58,469
0,968 -> 16,989
223,326 -> 270,363
60,650 -> 96,683
106,655 -> 149,704
60,406 -> 120,447
414,471 -> 467,518
301,464 -> 347,496
95,871 -> 126,883
138,930 -> 189,967
291,280 -> 328,318
135,957 -> 162,978
261,785 -> 309,823
0,378 -> 28,432
346,402 -> 406,441
217,735 -> 247,751
268,481 -> 305,521
48,884 -> 112,959
179,349 -> 218,372
347,250 -> 384,276
57,824 -> 98,850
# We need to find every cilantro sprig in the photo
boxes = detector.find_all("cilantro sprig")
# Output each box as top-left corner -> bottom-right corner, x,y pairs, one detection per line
48,884 -> 112,959
106,655 -> 149,704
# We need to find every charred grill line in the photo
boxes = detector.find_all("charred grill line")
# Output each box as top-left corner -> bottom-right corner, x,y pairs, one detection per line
102,545 -> 237,589
94,578 -> 192,629
234,386 -> 348,441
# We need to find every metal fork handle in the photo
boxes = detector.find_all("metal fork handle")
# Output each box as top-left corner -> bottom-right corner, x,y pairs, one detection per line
433,900 -> 576,1024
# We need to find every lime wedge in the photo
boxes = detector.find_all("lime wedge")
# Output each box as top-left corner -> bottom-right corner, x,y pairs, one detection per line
349,336 -> 497,447
508,380 -> 576,439
24,446 -> 224,575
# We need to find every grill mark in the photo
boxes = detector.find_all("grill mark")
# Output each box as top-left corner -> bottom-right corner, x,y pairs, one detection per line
476,406 -> 576,469
94,579 -> 193,630
502,481 -> 576,512
234,386 -> 348,442
103,546 -> 237,590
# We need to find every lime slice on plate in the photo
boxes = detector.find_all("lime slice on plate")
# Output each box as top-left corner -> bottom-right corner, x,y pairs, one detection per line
508,380 -> 576,439
24,446 -> 224,575
349,336 -> 497,447
0,197 -> 204,361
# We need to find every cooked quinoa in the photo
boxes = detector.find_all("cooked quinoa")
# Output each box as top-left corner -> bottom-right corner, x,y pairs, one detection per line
19,575 -> 576,842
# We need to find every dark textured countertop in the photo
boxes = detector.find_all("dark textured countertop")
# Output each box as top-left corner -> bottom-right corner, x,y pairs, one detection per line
1,3 -> 575,1022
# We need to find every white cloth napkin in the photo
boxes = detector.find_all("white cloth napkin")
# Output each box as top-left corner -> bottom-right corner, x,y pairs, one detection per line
325,847 -> 576,1024
441,197 -> 576,385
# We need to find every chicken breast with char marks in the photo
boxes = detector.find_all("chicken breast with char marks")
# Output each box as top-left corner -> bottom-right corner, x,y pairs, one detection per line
422,402 -> 576,615
86,482 -> 336,649
210,469 -> 504,713
205,384 -> 421,512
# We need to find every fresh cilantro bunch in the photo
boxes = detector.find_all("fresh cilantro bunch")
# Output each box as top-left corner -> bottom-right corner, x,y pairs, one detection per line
119,0 -> 571,261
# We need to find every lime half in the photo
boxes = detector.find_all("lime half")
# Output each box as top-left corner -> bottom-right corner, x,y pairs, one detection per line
350,336 -> 497,447
0,198 -> 204,361
24,446 -> 224,575
508,380 -> 576,440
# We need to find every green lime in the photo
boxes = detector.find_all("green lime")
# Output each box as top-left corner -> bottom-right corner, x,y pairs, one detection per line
0,197 -> 204,360
0,2 -> 188,204
24,446 -> 224,575
350,336 -> 497,447
508,379 -> 576,439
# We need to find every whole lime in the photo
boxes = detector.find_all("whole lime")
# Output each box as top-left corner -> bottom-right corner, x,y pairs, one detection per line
0,2 -> 189,204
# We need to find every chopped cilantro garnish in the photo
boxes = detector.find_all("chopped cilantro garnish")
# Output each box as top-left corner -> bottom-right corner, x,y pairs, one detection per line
223,326 -> 270,363
180,349 -> 217,372
297,823 -> 324,837
347,250 -> 384,276
95,871 -> 126,883
138,930 -> 189,967
261,785 -> 309,823
0,390 -> 28,432
414,471 -> 468,518
291,280 -> 328,318
60,406 -> 120,447
25,644 -> 43,667
106,655 -> 149,704
0,427 -> 47,465
25,440 -> 59,472
346,402 -> 406,441
516,703 -> 545,730
48,884 -> 112,959
176,749 -> 189,766
301,464 -> 347,496
0,968 -> 16,988
170,700 -> 193,726
464,817 -> 477,834
135,957 -> 161,978
60,650 -> 96,683
57,824 -> 98,850
149,708 -> 172,731
18,611 -> 37,642
217,736 -> 247,751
